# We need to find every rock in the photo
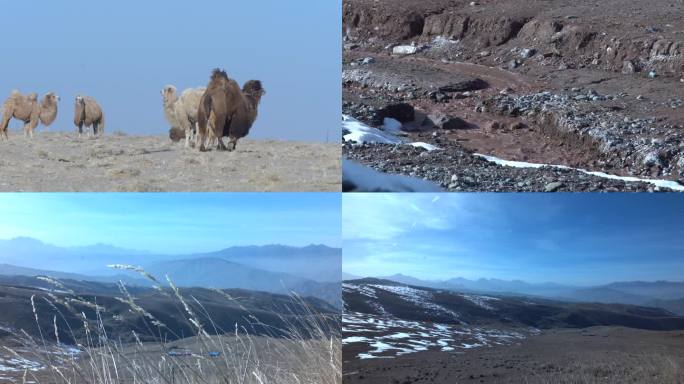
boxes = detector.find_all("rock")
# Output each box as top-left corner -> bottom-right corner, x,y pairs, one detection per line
485,121 -> 503,132
520,48 -> 536,58
509,122 -> 526,130
392,45 -> 418,55
377,103 -> 415,123
508,59 -> 520,70
429,113 -> 470,130
439,78 -> 488,92
621,60 -> 636,74
361,57 -> 375,65
545,182 -> 563,192
636,94 -> 644,100
648,70 -> 657,78
642,152 -> 661,167
430,91 -> 451,102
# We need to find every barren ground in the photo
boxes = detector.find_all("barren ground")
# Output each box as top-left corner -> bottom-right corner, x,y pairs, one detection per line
0,132 -> 341,192
343,327 -> 684,384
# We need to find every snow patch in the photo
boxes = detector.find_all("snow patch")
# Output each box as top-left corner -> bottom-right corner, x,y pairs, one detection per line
476,153 -> 684,191
343,115 -> 439,151
343,159 -> 442,192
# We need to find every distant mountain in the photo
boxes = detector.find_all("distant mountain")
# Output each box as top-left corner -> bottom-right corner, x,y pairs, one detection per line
365,273 -> 684,313
647,298 -> 684,316
342,272 -> 361,280
0,237 -> 160,275
0,237 -> 342,308
146,257 -> 341,308
372,274 -> 573,297
0,263 -> 149,286
344,278 -> 684,331
0,237 -> 340,285
193,244 -> 341,283
603,281 -> 684,301
561,287 -> 651,306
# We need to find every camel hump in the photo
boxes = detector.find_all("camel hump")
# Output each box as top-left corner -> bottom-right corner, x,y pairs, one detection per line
211,68 -> 229,81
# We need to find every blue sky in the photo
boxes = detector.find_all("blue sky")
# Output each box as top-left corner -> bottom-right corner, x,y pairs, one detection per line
343,194 -> 684,285
0,0 -> 340,141
0,193 -> 341,254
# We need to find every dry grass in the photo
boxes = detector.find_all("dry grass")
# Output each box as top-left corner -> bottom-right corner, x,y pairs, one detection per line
4,267 -> 341,384
0,132 -> 341,192
522,353 -> 684,384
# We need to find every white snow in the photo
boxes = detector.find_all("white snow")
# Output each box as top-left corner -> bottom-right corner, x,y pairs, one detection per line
383,118 -> 402,133
343,310 -> 532,360
343,159 -> 442,192
370,285 -> 460,319
476,153 -> 684,191
410,142 -> 440,151
343,115 -> 402,145
460,294 -> 500,310
342,115 -> 440,151
343,336 -> 371,343
393,45 -> 418,55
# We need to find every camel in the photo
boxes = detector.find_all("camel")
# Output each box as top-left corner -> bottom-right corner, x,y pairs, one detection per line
73,95 -> 105,137
197,69 -> 265,152
0,90 -> 59,139
169,126 -> 185,142
161,85 -> 216,148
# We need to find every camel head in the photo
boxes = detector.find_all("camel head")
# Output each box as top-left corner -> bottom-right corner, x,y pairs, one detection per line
43,92 -> 60,105
242,80 -> 265,104
75,95 -> 85,106
27,93 -> 38,102
161,85 -> 177,105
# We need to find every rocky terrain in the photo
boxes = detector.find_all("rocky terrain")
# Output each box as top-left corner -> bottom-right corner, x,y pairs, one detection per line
0,132 -> 340,192
342,0 -> 684,191
343,278 -> 684,383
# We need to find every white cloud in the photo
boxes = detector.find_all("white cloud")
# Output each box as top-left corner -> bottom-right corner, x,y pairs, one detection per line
342,194 -> 458,241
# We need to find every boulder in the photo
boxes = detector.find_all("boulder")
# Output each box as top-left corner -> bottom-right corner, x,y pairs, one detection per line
376,103 -> 415,123
429,113 -> 470,130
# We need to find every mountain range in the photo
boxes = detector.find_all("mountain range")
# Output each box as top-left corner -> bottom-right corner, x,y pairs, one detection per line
344,278 -> 684,330
0,237 -> 341,308
348,273 -> 684,315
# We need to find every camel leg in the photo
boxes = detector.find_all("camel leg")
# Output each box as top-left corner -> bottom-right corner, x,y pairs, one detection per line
228,136 -> 238,151
93,122 -> 99,136
0,111 -> 11,140
214,120 -> 227,151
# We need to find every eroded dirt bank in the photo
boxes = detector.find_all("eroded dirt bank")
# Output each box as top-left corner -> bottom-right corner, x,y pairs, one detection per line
342,0 -> 684,191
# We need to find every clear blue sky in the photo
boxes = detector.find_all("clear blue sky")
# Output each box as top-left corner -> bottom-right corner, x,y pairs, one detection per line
0,193 -> 341,254
0,0 -> 340,141
343,194 -> 684,285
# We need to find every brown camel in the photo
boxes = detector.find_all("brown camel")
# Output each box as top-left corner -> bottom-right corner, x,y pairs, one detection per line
197,69 -> 265,151
0,90 -> 59,139
73,95 -> 105,137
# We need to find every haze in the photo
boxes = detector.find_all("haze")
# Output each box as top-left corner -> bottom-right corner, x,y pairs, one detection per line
0,193 -> 341,254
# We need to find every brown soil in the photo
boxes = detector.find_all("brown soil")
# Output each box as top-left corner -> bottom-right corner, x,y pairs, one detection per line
343,327 -> 684,384
343,0 -> 684,190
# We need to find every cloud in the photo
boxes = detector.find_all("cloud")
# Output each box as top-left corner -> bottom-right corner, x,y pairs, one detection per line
342,194 -> 456,241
